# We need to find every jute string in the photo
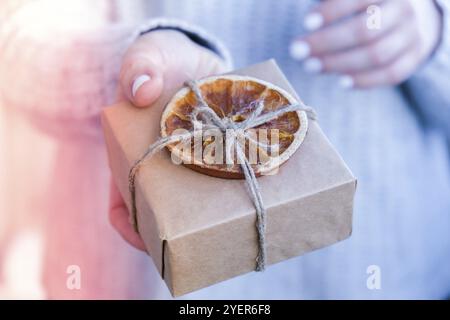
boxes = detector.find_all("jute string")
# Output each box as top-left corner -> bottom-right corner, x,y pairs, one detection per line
129,80 -> 316,271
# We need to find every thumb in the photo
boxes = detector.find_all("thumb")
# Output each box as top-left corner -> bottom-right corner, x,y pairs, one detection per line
120,53 -> 165,108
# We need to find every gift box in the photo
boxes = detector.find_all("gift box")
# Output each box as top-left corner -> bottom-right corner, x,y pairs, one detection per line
102,60 -> 356,297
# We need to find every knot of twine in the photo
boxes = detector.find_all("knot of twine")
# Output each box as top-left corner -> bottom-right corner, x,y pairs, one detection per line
129,79 -> 316,272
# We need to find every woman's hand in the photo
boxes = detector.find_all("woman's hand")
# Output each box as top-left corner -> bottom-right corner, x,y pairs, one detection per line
110,30 -> 227,251
290,0 -> 443,88
120,29 -> 226,107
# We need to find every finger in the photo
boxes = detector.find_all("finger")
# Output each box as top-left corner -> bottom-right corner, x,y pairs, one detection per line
305,0 -> 384,31
195,46 -> 230,76
316,21 -> 416,74
109,179 -> 147,251
342,43 -> 422,89
291,0 -> 410,60
119,48 -> 165,108
306,0 -> 406,55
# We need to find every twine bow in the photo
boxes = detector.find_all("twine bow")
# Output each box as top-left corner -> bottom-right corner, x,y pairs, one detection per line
129,79 -> 316,271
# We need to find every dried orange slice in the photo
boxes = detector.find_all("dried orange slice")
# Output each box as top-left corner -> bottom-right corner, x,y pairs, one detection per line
160,75 -> 308,179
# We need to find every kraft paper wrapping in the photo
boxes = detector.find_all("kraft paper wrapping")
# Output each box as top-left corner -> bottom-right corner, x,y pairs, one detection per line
102,60 -> 356,296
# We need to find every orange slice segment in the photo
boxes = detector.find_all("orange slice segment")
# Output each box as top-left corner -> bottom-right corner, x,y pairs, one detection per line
161,75 -> 308,179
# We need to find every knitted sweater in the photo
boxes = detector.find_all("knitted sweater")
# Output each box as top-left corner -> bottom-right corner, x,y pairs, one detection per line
0,0 -> 449,299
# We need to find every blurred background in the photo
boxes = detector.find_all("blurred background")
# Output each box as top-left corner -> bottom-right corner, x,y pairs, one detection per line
0,0 -> 449,299
0,0 -> 157,299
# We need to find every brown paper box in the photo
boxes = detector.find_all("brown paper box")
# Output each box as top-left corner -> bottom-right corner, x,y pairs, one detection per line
102,60 -> 356,297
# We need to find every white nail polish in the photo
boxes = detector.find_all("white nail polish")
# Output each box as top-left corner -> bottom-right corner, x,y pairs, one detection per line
339,75 -> 354,89
303,57 -> 323,73
289,41 -> 311,61
304,12 -> 324,31
132,74 -> 151,97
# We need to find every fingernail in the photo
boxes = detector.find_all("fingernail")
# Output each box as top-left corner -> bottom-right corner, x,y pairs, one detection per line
304,12 -> 324,31
339,75 -> 354,89
289,41 -> 310,61
132,74 -> 151,97
303,57 -> 323,73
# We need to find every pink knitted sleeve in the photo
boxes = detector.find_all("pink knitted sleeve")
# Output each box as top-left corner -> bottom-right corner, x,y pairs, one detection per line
0,2 -> 231,124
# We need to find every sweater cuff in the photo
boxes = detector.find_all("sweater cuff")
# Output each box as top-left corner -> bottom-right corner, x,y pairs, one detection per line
130,17 -> 233,70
